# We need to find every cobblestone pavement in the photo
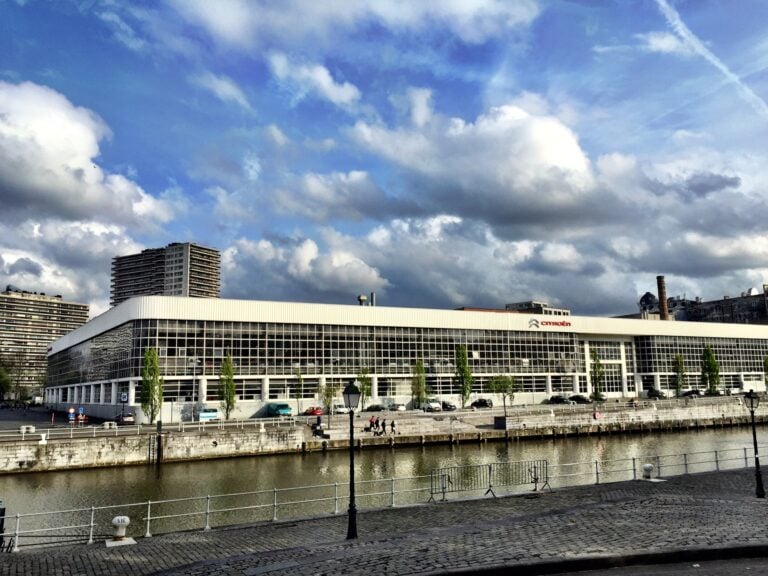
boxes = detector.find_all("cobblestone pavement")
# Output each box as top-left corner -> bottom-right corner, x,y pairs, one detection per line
1,469 -> 767,576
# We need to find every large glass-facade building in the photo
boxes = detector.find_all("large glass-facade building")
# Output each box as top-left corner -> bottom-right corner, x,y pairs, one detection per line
45,296 -> 768,422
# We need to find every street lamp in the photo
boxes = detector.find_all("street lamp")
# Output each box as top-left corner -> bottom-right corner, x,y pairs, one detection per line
343,380 -> 361,539
744,389 -> 765,498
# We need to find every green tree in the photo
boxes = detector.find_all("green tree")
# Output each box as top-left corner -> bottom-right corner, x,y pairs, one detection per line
357,366 -> 372,410
219,351 -> 236,419
294,367 -> 304,414
140,347 -> 163,423
0,366 -> 10,401
320,380 -> 338,413
455,345 -> 474,408
764,355 -> 768,392
487,374 -> 518,418
672,354 -> 686,397
411,359 -> 427,408
700,345 -> 721,395
590,349 -> 605,402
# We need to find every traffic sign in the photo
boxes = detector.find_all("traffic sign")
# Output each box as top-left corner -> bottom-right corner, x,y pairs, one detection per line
120,392 -> 128,403
78,406 -> 84,415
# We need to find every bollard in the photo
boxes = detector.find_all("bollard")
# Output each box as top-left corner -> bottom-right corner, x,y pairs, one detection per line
105,515 -> 136,547
112,516 -> 130,539
642,463 -> 654,480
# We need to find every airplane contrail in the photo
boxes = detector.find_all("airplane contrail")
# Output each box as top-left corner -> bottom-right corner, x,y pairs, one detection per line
656,0 -> 768,121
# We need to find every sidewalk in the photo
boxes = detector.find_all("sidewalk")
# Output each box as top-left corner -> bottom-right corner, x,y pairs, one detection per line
2,469 -> 767,576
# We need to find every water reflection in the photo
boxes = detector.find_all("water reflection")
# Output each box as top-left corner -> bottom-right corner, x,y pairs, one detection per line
0,428 -> 757,515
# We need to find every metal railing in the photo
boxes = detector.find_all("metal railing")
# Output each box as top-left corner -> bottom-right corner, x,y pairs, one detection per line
0,416 -> 299,443
1,443 -> 763,552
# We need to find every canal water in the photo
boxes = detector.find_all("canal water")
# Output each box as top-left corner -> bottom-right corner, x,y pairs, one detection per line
0,427 -> 758,517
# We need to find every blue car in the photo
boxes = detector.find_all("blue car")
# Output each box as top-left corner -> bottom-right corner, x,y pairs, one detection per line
266,402 -> 292,417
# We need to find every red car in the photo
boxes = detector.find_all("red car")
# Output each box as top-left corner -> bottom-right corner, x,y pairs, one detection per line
303,406 -> 324,416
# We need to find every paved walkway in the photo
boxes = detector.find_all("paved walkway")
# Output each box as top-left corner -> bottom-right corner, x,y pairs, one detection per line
1,468 -> 768,575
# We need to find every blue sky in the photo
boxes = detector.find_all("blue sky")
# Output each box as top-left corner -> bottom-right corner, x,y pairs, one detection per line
2,0 -> 768,318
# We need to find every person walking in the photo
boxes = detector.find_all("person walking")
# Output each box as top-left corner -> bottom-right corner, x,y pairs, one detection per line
369,415 -> 375,431
374,416 -> 380,431
390,420 -> 396,435
380,419 -> 386,436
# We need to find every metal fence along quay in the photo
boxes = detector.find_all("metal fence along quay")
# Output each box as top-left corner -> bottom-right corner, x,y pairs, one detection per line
0,444 -> 763,553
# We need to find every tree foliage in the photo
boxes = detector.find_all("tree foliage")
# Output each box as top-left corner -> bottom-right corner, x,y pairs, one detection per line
357,366 -> 372,409
219,351 -> 236,419
672,354 -> 686,397
590,349 -> 605,402
320,380 -> 338,412
411,359 -> 427,408
700,345 -> 720,394
455,345 -> 474,408
294,367 -> 304,414
0,366 -> 10,400
141,347 -> 163,423
487,374 -> 517,418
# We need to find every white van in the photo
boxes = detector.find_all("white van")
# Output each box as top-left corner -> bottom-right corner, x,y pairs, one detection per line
197,407 -> 220,422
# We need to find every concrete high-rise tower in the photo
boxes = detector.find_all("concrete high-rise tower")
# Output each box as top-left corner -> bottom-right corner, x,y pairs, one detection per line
110,242 -> 220,307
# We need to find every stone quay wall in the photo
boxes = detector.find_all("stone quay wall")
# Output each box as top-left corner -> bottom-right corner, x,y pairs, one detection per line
0,399 -> 761,473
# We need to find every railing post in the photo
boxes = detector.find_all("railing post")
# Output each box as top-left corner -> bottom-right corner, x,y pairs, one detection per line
684,453 -> 688,474
390,477 -> 396,508
715,450 -> 720,472
595,461 -> 600,485
87,506 -> 95,544
656,455 -> 661,478
745,446 -> 750,467
204,495 -> 211,531
145,501 -> 152,538
334,482 -> 339,515
632,457 -> 637,480
12,514 -> 19,552
272,488 -> 278,522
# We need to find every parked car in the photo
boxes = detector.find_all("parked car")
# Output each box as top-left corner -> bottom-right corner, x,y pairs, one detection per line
303,406 -> 324,416
441,400 -> 457,411
332,403 -> 350,414
569,394 -> 591,404
266,402 -> 292,417
115,413 -> 135,425
548,395 -> 574,405
392,403 -> 407,412
422,399 -> 442,412
470,398 -> 493,409
197,407 -> 220,422
647,388 -> 667,399
681,389 -> 703,398
364,404 -> 386,412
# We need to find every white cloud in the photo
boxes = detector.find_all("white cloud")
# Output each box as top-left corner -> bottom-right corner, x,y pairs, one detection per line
635,31 -> 695,56
266,124 -> 289,147
268,52 -> 361,108
0,81 -> 174,227
168,0 -> 539,49
190,71 -> 251,110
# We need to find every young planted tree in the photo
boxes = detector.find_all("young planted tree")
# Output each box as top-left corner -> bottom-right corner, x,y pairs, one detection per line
357,366 -> 372,410
590,349 -> 605,402
320,380 -> 337,413
141,347 -> 163,423
219,351 -> 237,419
672,354 -> 686,397
700,345 -> 721,395
487,374 -> 518,418
294,367 -> 304,414
411,359 -> 427,409
455,345 -> 474,408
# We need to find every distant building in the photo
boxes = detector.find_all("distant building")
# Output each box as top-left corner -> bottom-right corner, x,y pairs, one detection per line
0,285 -> 89,399
634,283 -> 768,325
110,242 -> 220,307
505,301 -> 571,316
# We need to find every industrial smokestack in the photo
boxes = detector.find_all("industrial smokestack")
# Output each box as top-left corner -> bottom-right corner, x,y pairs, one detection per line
370,292 -> 376,307
657,275 -> 669,320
